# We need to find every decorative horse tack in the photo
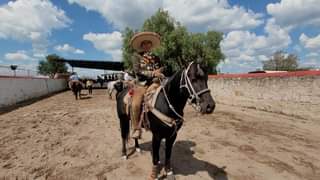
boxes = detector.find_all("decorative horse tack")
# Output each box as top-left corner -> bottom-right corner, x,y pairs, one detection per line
143,84 -> 178,128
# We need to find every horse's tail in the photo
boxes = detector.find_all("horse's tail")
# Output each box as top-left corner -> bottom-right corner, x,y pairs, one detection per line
119,114 -> 130,142
116,89 -> 130,142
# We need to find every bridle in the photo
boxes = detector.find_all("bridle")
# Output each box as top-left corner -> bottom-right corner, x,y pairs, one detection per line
179,61 -> 211,112
159,61 -> 211,134
161,61 -> 211,120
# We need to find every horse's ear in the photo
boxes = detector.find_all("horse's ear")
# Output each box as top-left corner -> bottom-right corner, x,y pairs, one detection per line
193,57 -> 205,77
188,62 -> 197,80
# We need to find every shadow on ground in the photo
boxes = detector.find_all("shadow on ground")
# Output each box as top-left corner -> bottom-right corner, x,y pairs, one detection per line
137,140 -> 228,180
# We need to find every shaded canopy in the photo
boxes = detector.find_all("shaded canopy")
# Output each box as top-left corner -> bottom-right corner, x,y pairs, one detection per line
56,59 -> 124,71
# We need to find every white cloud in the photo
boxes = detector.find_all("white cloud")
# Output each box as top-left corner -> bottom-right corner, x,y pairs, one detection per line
293,45 -> 302,53
220,19 -> 291,72
0,0 -> 71,56
33,53 -> 46,58
300,33 -> 320,50
68,0 -> 262,32
301,58 -> 320,67
68,0 -> 161,29
267,0 -> 320,28
298,33 -> 320,69
163,0 -> 263,32
306,52 -> 319,58
54,44 -> 85,54
75,49 -> 85,54
83,31 -> 122,61
4,50 -> 34,61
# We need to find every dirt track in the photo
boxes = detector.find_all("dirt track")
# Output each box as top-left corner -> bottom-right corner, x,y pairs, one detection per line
0,89 -> 319,180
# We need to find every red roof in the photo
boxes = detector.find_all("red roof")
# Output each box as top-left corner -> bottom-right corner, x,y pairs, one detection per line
209,70 -> 320,79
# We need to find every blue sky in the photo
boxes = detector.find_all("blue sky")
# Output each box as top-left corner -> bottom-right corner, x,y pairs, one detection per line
0,0 -> 319,77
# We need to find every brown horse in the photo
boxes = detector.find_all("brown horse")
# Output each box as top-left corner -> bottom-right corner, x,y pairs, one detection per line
70,81 -> 83,100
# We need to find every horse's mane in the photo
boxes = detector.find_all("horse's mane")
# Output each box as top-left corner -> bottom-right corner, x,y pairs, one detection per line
164,69 -> 183,92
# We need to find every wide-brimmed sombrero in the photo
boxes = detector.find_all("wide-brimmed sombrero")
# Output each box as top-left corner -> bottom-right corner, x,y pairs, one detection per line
130,32 -> 161,51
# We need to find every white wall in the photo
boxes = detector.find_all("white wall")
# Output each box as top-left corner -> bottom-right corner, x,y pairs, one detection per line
208,75 -> 320,121
0,78 -> 67,108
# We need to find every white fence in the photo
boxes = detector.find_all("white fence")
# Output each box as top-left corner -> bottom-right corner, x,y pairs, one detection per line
0,77 -> 67,108
208,72 -> 320,121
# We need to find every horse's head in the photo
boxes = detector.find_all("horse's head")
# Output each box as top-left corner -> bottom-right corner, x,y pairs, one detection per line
181,61 -> 215,114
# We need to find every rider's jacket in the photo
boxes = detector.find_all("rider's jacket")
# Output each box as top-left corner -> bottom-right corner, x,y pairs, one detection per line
132,51 -> 161,83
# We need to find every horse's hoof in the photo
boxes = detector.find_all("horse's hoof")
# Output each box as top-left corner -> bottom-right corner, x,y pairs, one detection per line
149,165 -> 159,180
136,148 -> 141,153
164,164 -> 174,179
164,171 -> 175,180
121,155 -> 128,160
166,171 -> 173,175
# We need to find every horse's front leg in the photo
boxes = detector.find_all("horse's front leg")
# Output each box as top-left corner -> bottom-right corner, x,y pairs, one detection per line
108,89 -> 112,99
134,139 -> 141,153
150,135 -> 161,180
73,91 -> 78,100
121,138 -> 127,159
165,133 -> 177,176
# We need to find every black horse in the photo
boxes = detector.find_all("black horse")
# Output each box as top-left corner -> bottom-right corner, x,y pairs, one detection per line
70,81 -> 82,100
115,61 -> 215,179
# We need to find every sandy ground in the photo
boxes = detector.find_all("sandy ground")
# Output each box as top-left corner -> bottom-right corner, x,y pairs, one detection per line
0,89 -> 319,180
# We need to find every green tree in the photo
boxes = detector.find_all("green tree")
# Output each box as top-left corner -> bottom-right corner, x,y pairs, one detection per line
263,51 -> 299,71
122,27 -> 137,69
122,9 -> 224,74
38,54 -> 68,77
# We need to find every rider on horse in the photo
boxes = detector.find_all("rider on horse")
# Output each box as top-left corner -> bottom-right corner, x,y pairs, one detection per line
68,72 -> 81,89
130,31 -> 165,139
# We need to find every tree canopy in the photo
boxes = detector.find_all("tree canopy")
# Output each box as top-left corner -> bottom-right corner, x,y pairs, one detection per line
262,51 -> 299,71
38,54 -> 68,77
122,9 -> 224,74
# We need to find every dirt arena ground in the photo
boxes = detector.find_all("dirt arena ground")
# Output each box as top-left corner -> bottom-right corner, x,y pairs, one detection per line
0,89 -> 319,180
